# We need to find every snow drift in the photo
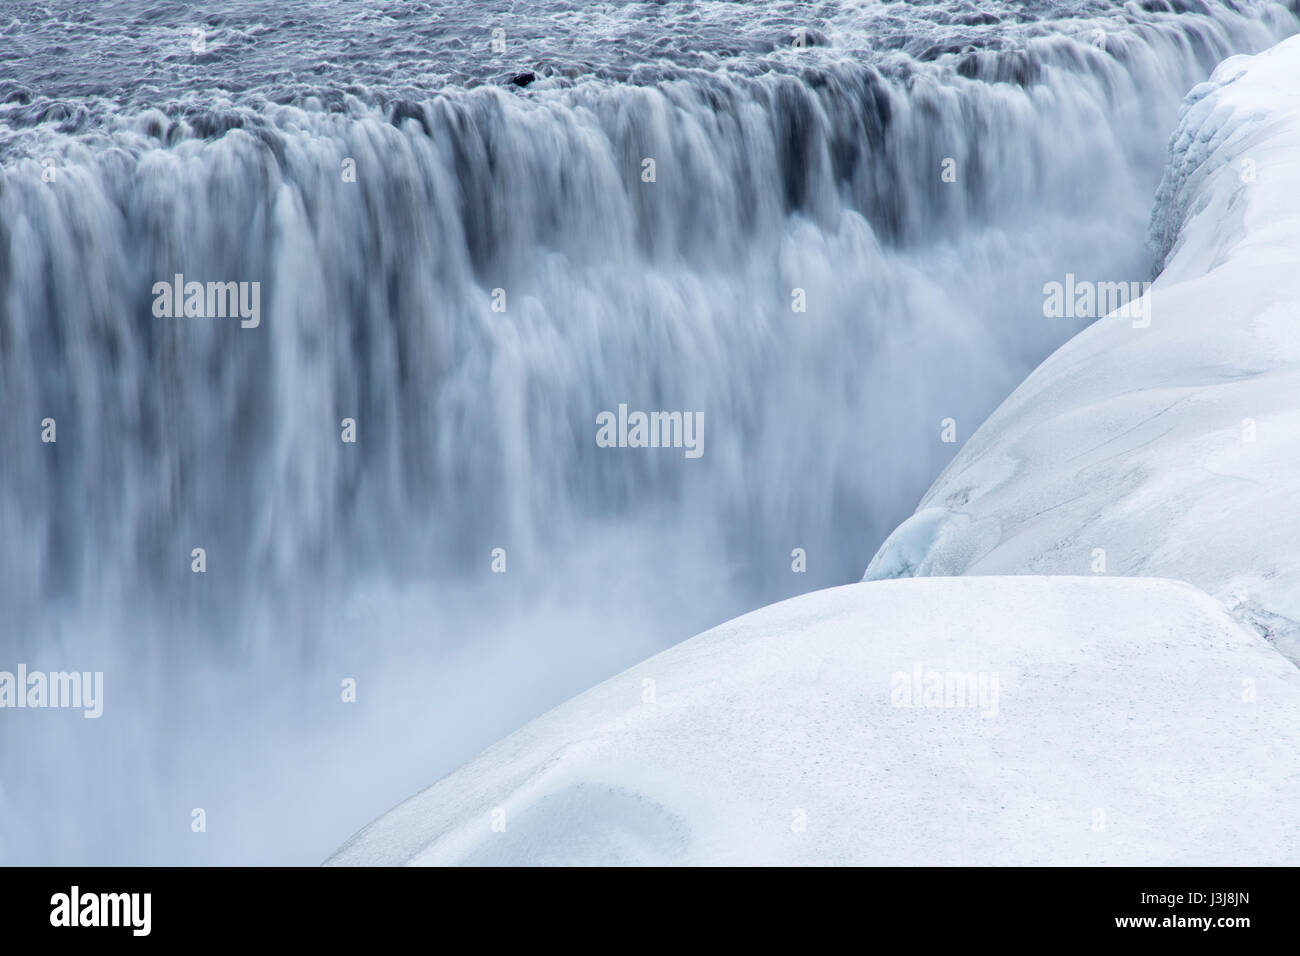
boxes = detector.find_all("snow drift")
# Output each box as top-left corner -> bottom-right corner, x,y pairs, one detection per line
328,576 -> 1300,866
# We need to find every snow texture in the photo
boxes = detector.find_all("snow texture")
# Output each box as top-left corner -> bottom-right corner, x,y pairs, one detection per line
328,576 -> 1300,865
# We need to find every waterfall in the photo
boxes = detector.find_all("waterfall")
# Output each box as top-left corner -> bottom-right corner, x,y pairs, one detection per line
0,0 -> 1295,863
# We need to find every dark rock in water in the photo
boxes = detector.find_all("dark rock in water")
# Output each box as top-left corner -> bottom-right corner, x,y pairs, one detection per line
510,72 -> 536,88
186,110 -> 246,140
390,100 -> 432,135
918,42 -> 966,61
958,54 -> 982,80
2,83 -> 33,105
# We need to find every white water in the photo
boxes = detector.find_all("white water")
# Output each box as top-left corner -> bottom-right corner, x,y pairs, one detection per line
0,0 -> 1295,863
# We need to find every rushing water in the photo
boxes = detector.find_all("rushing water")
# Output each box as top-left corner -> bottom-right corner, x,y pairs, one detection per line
1,0 -> 1295,863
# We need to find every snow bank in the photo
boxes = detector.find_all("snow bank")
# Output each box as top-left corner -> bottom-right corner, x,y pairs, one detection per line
866,35 -> 1300,662
328,576 -> 1300,866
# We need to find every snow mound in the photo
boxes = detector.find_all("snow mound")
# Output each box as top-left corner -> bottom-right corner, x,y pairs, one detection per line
866,35 -> 1300,661
328,576 -> 1300,866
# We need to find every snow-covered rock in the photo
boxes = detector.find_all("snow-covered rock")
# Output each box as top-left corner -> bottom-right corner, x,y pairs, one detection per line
866,35 -> 1300,663
328,576 -> 1300,866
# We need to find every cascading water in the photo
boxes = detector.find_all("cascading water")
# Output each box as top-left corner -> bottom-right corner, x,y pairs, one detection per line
1,0 -> 1295,863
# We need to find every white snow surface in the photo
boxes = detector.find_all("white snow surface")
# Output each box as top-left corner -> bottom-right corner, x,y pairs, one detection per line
328,37 -> 1300,866
866,34 -> 1300,662
328,576 -> 1300,866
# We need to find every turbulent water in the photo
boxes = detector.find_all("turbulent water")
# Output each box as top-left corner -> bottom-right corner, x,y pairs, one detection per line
1,0 -> 1296,864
